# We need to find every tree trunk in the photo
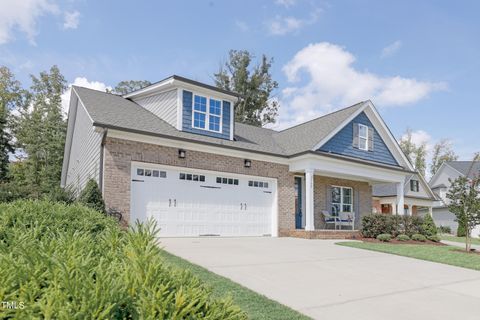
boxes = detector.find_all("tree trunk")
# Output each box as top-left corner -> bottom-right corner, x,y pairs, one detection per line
466,224 -> 471,252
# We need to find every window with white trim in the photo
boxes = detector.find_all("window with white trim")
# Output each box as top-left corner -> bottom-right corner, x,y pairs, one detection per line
331,186 -> 353,214
193,94 -> 222,132
358,124 -> 368,151
410,179 -> 419,192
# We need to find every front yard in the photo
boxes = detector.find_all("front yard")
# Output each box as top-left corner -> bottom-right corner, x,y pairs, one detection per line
440,234 -> 480,246
338,241 -> 480,271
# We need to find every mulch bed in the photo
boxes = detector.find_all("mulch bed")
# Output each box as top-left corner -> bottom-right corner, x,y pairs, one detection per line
360,237 -> 446,246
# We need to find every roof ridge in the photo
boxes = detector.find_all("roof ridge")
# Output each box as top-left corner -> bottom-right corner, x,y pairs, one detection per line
277,101 -> 366,133
72,85 -> 121,97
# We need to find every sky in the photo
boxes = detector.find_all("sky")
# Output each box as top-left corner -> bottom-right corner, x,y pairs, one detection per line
1,0 -> 479,166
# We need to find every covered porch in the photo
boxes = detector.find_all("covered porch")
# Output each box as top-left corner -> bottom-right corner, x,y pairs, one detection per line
285,153 -> 412,237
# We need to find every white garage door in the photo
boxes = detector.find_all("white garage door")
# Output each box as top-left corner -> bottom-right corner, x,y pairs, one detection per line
130,163 -> 277,237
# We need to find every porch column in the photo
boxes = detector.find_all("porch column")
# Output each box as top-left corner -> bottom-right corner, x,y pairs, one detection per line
396,182 -> 404,215
407,205 -> 413,216
428,206 -> 433,217
305,169 -> 315,231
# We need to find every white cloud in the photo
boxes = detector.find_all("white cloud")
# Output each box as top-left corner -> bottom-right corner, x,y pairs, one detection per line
275,0 -> 297,8
266,9 -> 321,36
0,0 -> 59,45
402,130 -> 432,148
235,20 -> 249,32
63,11 -> 80,30
381,40 -> 402,58
61,77 -> 112,115
276,42 -> 446,129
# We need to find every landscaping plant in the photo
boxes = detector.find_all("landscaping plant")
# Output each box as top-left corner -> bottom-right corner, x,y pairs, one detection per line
421,214 -> 438,237
411,234 -> 427,242
78,179 -> 106,213
0,200 -> 246,319
396,234 -> 410,241
376,234 -> 392,242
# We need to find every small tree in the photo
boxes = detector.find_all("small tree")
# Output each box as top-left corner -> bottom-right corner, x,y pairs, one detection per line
422,214 -> 437,237
78,179 -> 106,213
447,175 -> 480,251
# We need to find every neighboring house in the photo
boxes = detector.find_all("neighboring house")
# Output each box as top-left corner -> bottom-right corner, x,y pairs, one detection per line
428,161 -> 480,236
61,75 -> 422,238
372,174 -> 437,215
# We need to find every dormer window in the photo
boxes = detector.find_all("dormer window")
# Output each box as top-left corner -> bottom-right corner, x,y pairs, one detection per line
193,94 -> 222,132
353,123 -> 373,151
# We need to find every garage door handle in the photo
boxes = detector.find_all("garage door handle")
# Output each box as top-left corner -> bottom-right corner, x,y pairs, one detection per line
174,199 -> 177,207
244,203 -> 247,210
240,203 -> 243,210
169,199 -> 171,207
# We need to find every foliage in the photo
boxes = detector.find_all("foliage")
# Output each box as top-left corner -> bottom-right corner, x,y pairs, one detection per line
421,214 -> 437,237
411,234 -> 427,242
399,128 -> 427,177
427,235 -> 440,242
430,139 -> 458,176
401,215 -> 424,237
214,50 -> 279,126
0,201 -> 246,319
447,174 -> 480,251
456,221 -> 466,237
396,234 -> 410,241
12,65 -> 67,198
438,225 -> 452,234
376,233 -> 392,242
112,80 -> 151,95
78,179 -> 105,213
361,214 -> 426,238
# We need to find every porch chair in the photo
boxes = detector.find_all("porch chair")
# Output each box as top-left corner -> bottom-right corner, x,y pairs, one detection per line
321,210 -> 339,230
338,212 -> 355,230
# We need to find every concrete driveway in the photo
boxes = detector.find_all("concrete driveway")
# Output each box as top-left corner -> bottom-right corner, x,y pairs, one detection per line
160,237 -> 480,320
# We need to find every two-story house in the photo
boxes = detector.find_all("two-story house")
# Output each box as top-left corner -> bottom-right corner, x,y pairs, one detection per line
61,75 -> 431,238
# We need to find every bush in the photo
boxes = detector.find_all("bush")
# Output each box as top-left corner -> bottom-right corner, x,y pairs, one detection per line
411,233 -> 427,242
422,214 -> 437,237
361,214 -> 393,238
376,233 -> 392,242
78,179 -> 106,213
439,225 -> 452,234
0,200 -> 246,319
457,221 -> 467,237
396,234 -> 410,241
402,215 -> 424,237
427,235 -> 440,242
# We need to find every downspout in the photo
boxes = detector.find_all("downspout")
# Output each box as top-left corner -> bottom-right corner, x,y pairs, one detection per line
99,128 -> 108,194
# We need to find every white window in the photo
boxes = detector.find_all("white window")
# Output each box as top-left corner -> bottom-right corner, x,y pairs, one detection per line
410,179 -> 419,192
192,94 -> 222,133
331,186 -> 353,214
358,124 -> 368,151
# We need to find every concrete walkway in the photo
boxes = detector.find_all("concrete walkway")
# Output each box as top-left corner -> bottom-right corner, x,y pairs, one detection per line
441,240 -> 480,251
160,237 -> 480,320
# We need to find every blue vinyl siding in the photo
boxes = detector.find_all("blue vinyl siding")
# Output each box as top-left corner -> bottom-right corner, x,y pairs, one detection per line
182,90 -> 231,140
318,112 -> 398,166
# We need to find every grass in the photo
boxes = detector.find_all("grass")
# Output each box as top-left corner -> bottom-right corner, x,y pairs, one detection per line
160,250 -> 310,320
337,241 -> 480,271
440,234 -> 480,246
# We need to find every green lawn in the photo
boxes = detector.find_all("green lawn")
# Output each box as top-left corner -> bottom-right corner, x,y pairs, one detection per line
160,251 -> 310,320
440,234 -> 480,245
337,242 -> 480,271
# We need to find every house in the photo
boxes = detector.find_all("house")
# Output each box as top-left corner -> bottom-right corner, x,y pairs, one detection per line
372,174 -> 437,215
61,75 -> 429,238
428,161 -> 480,237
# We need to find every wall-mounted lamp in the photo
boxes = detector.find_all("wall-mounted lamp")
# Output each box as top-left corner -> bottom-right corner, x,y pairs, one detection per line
244,159 -> 251,168
178,149 -> 186,159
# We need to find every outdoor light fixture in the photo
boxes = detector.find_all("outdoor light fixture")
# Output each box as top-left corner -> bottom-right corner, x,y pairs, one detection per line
244,159 -> 251,168
178,149 -> 186,159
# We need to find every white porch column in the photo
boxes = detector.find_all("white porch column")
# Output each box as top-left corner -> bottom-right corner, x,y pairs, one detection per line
396,182 -> 405,215
305,169 -> 315,231
407,205 -> 413,216
428,206 -> 433,217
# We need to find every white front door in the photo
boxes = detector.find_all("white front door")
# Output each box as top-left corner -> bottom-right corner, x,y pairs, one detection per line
130,163 -> 277,237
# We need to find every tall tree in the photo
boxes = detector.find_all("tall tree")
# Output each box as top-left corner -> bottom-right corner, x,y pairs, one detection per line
430,139 -> 458,176
399,129 -> 427,176
214,50 -> 279,126
113,80 -> 151,95
14,65 -> 67,197
0,66 -> 28,181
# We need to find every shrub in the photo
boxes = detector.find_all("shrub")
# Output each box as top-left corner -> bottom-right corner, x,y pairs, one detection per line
457,221 -> 467,237
361,214 -> 393,238
422,214 -> 437,237
376,233 -> 392,242
396,234 -> 410,241
427,235 -> 440,242
0,201 -> 246,319
411,233 -> 427,242
78,179 -> 106,213
439,225 -> 452,234
402,215 -> 424,237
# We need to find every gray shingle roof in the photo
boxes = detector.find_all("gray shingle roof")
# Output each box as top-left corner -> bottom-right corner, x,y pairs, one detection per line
73,86 -> 366,157
372,175 -> 412,197
445,161 -> 480,178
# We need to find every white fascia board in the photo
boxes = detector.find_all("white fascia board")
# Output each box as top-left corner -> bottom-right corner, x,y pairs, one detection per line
123,78 -> 175,99
176,88 -> 182,130
428,162 -> 447,186
289,154 -> 408,184
61,91 -> 80,187
106,129 -> 289,165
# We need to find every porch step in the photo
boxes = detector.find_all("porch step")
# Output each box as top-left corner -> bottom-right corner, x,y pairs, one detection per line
279,229 -> 361,240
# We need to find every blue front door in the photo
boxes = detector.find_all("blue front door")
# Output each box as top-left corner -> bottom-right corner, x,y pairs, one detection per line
295,177 -> 303,229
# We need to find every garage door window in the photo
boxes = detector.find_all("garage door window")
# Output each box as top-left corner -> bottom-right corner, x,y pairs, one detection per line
137,168 -> 166,178
248,180 -> 269,188
216,177 -> 239,185
179,172 -> 205,182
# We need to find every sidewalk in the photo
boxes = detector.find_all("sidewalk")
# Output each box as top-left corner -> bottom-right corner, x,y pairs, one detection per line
441,240 -> 480,251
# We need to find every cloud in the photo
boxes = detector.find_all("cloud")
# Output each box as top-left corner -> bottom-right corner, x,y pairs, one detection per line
61,77 -> 112,115
63,10 -> 80,30
276,42 -> 446,129
274,0 -> 297,8
0,0 -> 59,45
266,9 -> 321,36
235,20 -> 249,32
381,40 -> 402,58
402,130 -> 432,148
